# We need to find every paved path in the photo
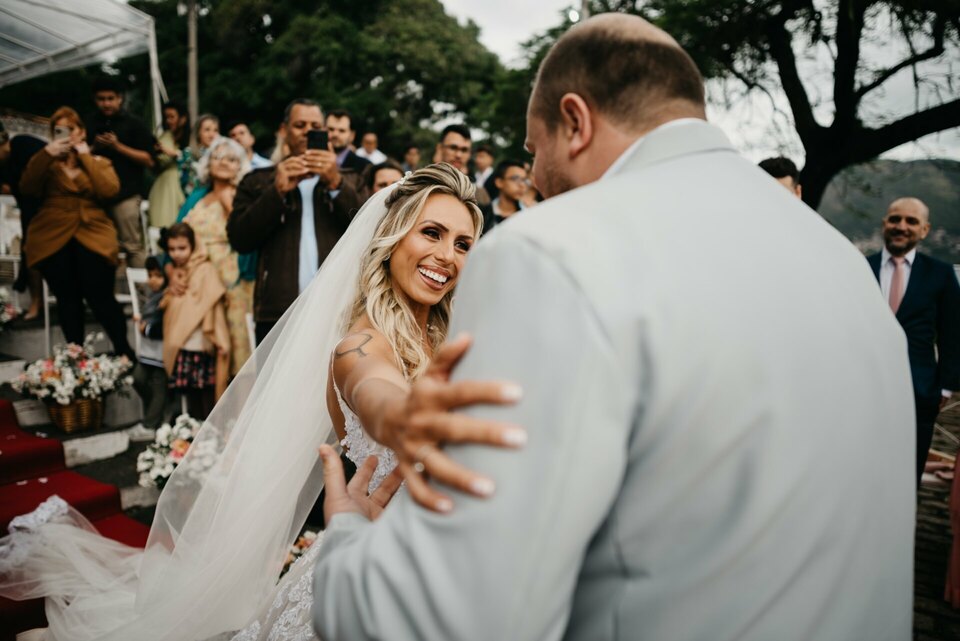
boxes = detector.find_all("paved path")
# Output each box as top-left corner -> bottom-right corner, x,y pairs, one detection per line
915,402 -> 960,640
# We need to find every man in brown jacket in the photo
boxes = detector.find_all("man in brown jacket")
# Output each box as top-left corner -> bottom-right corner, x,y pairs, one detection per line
228,99 -> 361,343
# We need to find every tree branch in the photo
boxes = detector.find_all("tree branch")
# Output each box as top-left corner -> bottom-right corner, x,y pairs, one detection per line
832,0 -> 865,125
857,15 -> 946,99
764,11 -> 820,146
857,97 -> 960,160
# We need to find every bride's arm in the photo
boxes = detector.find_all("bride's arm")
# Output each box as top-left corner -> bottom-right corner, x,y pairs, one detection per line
332,331 -> 410,441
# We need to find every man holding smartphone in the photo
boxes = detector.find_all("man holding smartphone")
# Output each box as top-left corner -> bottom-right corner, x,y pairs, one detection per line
88,75 -> 156,268
227,98 -> 360,344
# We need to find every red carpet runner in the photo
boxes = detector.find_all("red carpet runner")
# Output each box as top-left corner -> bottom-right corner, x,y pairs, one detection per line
0,400 -> 149,639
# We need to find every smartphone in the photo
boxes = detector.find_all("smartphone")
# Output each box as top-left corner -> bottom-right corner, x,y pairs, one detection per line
306,129 -> 328,151
53,126 -> 71,141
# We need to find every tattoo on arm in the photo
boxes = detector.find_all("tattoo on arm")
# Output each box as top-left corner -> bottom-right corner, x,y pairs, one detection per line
335,333 -> 373,359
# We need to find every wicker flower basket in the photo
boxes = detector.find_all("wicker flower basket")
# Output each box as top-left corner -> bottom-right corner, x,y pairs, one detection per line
47,398 -> 104,434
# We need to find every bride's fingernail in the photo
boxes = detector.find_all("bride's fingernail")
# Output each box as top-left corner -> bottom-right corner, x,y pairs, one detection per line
436,498 -> 454,512
502,428 -> 527,446
470,477 -> 495,497
501,384 -> 523,401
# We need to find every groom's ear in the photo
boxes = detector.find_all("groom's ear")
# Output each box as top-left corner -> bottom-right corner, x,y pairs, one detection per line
558,93 -> 593,160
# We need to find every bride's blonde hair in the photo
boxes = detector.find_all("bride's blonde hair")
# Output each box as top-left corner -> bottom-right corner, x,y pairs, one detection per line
347,163 -> 483,380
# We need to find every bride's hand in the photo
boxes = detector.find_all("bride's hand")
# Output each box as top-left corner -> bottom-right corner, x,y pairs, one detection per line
320,446 -> 402,523
377,334 -> 526,513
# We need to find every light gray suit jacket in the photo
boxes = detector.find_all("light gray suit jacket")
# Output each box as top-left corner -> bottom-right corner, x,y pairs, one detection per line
313,120 -> 915,640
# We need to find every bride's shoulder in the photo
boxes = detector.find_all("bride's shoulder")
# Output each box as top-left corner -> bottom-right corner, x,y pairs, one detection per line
331,325 -> 395,377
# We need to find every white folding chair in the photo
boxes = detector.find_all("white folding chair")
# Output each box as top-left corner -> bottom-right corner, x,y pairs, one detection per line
125,268 -> 148,357
127,267 -> 187,416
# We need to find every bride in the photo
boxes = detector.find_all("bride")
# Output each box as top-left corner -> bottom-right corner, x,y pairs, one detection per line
0,163 -> 483,641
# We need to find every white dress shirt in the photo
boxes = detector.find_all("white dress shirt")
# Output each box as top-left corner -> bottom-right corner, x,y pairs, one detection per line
879,246 -> 915,303
297,176 -> 321,293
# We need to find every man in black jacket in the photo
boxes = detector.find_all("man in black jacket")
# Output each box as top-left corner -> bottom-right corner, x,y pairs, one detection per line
867,197 -> 960,485
88,75 -> 156,268
227,99 -> 361,343
326,108 -> 371,198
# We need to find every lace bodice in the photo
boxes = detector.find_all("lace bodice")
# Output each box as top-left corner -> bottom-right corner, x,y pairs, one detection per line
333,378 -> 397,492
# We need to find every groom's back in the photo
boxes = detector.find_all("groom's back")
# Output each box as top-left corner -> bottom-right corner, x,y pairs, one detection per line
503,122 -> 915,641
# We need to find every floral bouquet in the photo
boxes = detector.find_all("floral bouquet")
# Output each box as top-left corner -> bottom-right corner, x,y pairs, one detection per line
280,530 -> 320,578
0,287 -> 19,330
137,414 -> 220,489
11,333 -> 133,405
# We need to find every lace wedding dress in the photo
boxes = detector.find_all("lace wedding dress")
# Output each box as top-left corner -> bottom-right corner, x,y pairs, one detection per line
231,379 -> 397,641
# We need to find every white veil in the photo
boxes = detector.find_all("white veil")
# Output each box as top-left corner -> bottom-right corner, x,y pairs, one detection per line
0,185 -> 397,641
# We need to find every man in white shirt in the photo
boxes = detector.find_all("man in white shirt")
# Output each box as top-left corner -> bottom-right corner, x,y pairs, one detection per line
314,14 -> 915,641
867,197 -> 960,484
355,132 -> 387,164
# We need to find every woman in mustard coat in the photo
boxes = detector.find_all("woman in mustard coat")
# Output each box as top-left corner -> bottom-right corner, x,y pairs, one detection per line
20,106 -> 133,358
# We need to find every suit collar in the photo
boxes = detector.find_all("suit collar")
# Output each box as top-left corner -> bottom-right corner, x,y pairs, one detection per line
605,119 -> 734,179
881,246 -> 917,267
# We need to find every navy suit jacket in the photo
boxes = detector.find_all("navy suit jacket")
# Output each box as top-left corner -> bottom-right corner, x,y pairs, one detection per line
868,251 -> 960,399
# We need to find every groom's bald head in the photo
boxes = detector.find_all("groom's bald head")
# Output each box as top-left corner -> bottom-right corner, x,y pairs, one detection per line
530,14 -> 706,134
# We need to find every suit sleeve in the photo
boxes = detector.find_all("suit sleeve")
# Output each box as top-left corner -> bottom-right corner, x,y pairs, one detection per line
312,233 -> 633,640
936,264 -> 960,391
227,172 -> 288,253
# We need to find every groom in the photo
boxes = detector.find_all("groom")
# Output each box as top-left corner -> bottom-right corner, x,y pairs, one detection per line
313,14 -> 915,640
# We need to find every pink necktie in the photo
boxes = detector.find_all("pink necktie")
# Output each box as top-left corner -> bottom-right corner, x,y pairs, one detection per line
889,256 -> 905,313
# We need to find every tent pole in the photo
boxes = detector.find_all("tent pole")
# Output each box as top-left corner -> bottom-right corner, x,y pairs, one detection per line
187,0 -> 198,145
148,22 -> 164,130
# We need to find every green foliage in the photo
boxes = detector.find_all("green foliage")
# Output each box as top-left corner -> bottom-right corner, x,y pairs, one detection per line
0,0 -> 508,159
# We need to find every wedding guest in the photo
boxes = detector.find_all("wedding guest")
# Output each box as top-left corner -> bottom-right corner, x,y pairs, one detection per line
401,143 -> 420,173
473,143 -> 495,187
226,120 -> 272,169
436,124 -> 490,206
0,120 -> 45,320
228,99 -> 360,343
20,107 -> 133,359
366,160 -> 404,195
435,124 -> 472,176
326,109 -> 371,195
161,223 -> 230,419
355,132 -> 387,164
132,256 -> 169,429
481,159 -> 527,235
89,75 -> 156,268
184,114 -> 220,193
759,156 -> 802,198
148,101 -> 188,228
867,197 -> 960,485
177,137 -> 254,375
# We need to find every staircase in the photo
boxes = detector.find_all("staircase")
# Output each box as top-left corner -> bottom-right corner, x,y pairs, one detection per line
0,399 -> 149,639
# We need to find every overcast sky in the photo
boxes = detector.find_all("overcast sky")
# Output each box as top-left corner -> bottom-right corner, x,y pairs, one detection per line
440,1 -> 960,164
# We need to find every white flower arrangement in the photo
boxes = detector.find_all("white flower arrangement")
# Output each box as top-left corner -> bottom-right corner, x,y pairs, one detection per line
10,333 -> 133,405
136,414 -> 219,490
281,530 -> 320,578
0,287 -> 19,330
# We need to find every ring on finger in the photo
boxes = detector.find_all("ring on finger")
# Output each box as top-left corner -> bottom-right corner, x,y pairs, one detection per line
412,444 -> 433,474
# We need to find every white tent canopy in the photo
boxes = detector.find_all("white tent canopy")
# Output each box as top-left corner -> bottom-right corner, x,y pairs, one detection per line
0,0 -> 167,127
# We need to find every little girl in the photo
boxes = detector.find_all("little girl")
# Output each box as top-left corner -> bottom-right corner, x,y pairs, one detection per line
161,223 -> 230,418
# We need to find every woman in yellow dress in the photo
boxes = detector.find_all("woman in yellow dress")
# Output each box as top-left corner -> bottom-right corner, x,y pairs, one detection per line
147,102 -> 188,227
174,137 -> 253,375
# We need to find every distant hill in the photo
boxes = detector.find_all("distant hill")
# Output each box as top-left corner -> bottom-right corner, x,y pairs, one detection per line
818,159 -> 960,263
